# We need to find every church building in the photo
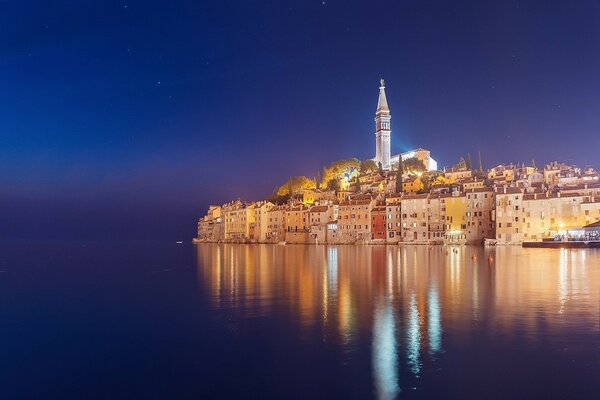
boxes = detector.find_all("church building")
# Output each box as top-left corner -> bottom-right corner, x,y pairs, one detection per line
373,79 -> 438,171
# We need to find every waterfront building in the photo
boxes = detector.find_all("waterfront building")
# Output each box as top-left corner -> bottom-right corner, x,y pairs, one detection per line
337,196 -> 376,244
370,204 -> 387,242
224,201 -> 254,241
266,205 -> 287,242
581,196 -> 600,225
385,194 -> 402,243
197,205 -> 223,242
252,201 -> 274,243
426,194 -> 445,243
307,203 -> 338,243
285,204 -> 310,243
495,187 -> 525,244
400,194 -> 429,243
464,188 -> 495,243
521,192 -> 594,241
444,192 -> 468,244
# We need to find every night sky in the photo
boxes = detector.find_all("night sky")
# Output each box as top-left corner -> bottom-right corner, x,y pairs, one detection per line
2,0 -> 599,240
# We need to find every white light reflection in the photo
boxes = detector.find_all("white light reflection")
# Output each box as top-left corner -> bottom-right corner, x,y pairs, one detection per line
372,298 -> 399,400
407,291 -> 421,376
428,285 -> 441,355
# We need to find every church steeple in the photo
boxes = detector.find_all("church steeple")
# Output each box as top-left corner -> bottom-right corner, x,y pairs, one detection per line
374,79 -> 391,170
377,79 -> 389,112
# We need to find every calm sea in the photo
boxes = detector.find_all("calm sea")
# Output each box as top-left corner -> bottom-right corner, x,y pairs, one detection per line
1,242 -> 598,399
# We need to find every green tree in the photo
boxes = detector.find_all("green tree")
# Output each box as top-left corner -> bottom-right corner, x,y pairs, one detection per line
402,157 -> 427,174
276,176 -> 316,196
466,153 -> 472,170
354,177 -> 361,192
360,159 -> 378,175
395,160 -> 404,193
322,158 -> 360,187
421,172 -> 432,193
378,161 -> 384,177
327,178 -> 341,192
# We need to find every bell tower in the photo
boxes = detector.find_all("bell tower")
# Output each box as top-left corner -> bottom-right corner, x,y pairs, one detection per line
375,79 -> 391,170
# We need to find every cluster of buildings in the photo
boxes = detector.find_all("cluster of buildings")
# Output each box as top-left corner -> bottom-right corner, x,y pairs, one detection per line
197,164 -> 600,245
196,80 -> 600,245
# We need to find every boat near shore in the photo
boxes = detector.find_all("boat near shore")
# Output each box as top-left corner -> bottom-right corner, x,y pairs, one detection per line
522,240 -> 600,248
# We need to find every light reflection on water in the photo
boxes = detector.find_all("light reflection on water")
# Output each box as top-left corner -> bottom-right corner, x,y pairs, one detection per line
196,244 -> 600,399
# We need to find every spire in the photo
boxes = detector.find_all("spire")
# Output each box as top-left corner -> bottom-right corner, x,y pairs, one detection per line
377,78 -> 389,112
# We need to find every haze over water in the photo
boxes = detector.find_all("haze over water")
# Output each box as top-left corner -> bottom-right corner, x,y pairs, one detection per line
1,242 -> 598,399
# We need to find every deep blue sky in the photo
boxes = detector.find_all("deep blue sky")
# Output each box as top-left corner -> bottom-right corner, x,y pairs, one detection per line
1,0 -> 599,240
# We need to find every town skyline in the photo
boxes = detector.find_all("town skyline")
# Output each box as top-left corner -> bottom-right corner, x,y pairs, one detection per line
197,79 -> 599,246
3,1 -> 599,242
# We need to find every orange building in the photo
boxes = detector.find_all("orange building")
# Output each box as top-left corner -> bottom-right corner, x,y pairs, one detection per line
371,205 -> 387,241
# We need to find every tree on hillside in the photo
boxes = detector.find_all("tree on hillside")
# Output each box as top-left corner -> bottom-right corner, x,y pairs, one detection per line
395,160 -> 404,193
321,158 -> 361,188
327,178 -> 341,192
421,172 -> 432,192
466,153 -> 472,170
378,161 -> 384,177
354,177 -> 361,192
477,150 -> 484,173
402,157 -> 427,174
360,159 -> 378,175
276,176 -> 316,196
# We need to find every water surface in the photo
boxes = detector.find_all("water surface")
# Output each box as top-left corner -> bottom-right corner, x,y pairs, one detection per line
1,242 -> 598,399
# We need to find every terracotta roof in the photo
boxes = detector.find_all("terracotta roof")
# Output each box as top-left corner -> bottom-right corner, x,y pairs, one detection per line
583,220 -> 600,229
309,205 -> 329,213
496,187 -> 523,195
402,193 -> 428,200
350,194 -> 374,200
465,187 -> 494,193
340,199 -> 373,206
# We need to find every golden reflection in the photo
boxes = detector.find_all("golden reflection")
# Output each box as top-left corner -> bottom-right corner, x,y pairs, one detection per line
196,244 -> 600,384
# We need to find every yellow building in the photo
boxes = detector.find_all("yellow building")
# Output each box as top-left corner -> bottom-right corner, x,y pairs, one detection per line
443,193 -> 467,244
445,169 -> 473,183
252,201 -> 274,242
402,175 -> 423,194
521,192 -> 596,240
223,200 -> 254,241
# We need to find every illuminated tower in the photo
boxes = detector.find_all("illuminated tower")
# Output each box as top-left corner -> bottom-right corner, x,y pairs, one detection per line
375,79 -> 391,170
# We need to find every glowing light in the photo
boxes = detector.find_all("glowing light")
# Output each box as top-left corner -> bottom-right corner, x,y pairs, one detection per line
407,292 -> 421,376
428,286 -> 441,355
372,299 -> 400,400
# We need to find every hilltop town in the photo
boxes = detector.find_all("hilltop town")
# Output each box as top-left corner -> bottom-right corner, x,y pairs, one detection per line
196,81 -> 600,245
